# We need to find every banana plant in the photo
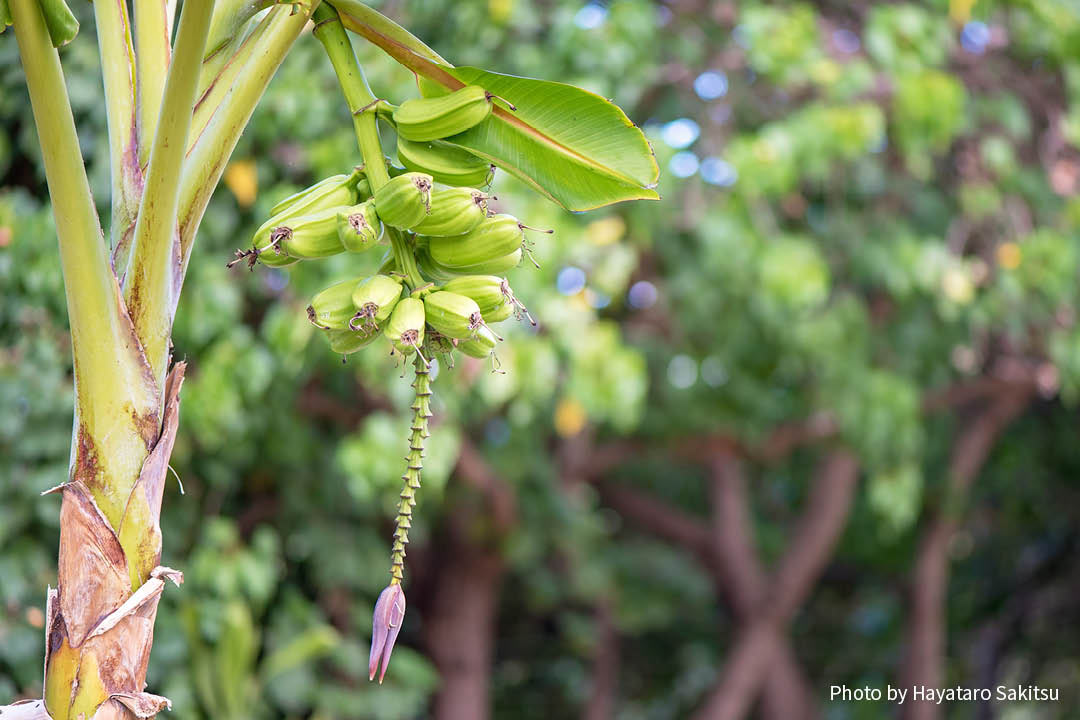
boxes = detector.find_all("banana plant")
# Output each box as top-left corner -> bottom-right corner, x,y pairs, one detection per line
0,0 -> 657,716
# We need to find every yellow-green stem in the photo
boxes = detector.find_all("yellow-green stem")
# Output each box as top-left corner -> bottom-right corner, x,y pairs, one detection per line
93,0 -> 141,260
390,229 -> 425,290
124,0 -> 214,388
134,0 -> 174,168
312,6 -> 429,287
311,4 -> 390,189
200,0 -> 267,89
11,0 -> 160,530
188,9 -> 275,154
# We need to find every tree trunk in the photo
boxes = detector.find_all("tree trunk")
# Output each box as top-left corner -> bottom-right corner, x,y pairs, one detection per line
709,455 -> 818,720
694,451 -> 858,720
583,601 -> 620,720
900,392 -> 1031,720
425,547 -> 503,720
38,365 -> 186,720
422,442 -> 516,720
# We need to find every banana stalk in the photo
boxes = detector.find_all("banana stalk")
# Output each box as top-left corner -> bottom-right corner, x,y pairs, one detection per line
4,1 -> 319,716
389,352 -> 434,583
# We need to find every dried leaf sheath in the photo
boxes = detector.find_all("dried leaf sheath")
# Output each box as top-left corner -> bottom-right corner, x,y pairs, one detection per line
31,365 -> 186,720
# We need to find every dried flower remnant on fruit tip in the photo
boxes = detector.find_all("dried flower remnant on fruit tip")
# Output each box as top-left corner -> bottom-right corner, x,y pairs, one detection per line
369,583 -> 406,683
501,278 -> 536,325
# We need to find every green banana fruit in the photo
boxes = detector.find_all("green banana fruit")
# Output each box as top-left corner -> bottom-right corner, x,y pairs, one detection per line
269,170 -> 360,218
415,247 -> 455,282
275,207 -> 347,259
355,177 -> 372,201
423,291 -> 485,340
397,137 -> 495,188
373,172 -> 434,230
385,297 -> 426,358
328,326 -> 381,355
457,326 -> 499,359
393,85 -> 492,142
414,188 -> 488,237
427,330 -> 456,357
441,275 -> 531,324
308,278 -> 363,330
338,201 -> 382,253
440,275 -> 507,314
418,246 -> 523,278
448,249 -> 524,275
428,214 -> 523,268
252,227 -> 299,268
351,274 -> 404,330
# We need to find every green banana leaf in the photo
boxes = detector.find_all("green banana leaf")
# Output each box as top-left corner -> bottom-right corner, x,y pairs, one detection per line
330,0 -> 659,211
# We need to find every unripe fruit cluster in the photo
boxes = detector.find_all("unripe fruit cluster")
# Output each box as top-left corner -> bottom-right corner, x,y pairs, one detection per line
231,85 -> 542,369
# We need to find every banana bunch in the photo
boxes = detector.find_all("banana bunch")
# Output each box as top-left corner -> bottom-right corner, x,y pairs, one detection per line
302,266 -> 529,370
228,79 -> 555,684
236,160 -> 545,367
231,83 -> 546,370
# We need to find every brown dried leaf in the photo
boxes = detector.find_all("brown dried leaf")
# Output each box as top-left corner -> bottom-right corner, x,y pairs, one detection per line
56,482 -> 129,648
94,693 -> 171,719
80,566 -> 184,698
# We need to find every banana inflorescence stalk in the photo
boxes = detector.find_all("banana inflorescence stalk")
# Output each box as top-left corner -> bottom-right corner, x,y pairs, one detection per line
389,351 -> 434,583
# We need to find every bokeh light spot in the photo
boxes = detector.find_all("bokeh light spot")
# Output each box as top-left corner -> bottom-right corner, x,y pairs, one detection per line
555,398 -> 588,436
627,280 -> 658,309
667,355 -> 698,389
694,71 -> 729,100
661,118 -> 700,149
961,21 -> 990,55
701,157 -> 738,186
557,266 -> 587,295
574,3 -> 607,30
701,356 -> 728,387
832,28 -> 861,54
669,151 -> 700,178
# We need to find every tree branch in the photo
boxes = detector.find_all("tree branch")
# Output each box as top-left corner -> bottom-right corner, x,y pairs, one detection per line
709,454 -> 766,611
455,440 -> 517,533
595,372 -> 1039,479
709,454 -> 818,720
595,481 -> 717,573
900,390 -> 1032,720
583,600 -> 620,720
693,451 -> 859,720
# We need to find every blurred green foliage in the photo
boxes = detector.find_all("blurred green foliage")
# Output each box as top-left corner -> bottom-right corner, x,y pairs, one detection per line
3,0 -> 1080,718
